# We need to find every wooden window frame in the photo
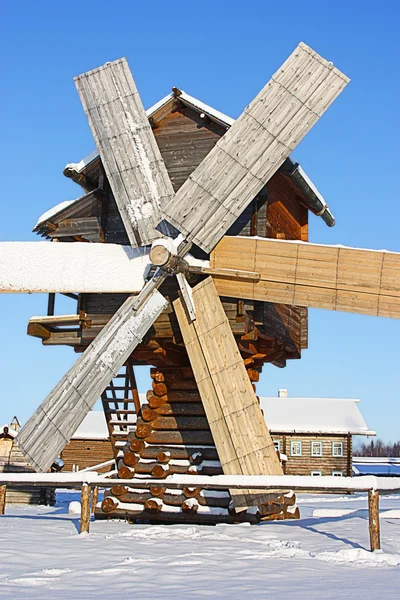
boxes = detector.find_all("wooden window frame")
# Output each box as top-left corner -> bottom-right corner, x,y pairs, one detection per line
311,470 -> 322,476
273,440 -> 281,452
332,470 -> 344,477
332,441 -> 344,457
311,441 -> 322,457
290,440 -> 302,456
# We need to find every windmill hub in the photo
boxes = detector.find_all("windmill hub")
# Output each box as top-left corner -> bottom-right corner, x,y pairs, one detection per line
149,237 -> 186,273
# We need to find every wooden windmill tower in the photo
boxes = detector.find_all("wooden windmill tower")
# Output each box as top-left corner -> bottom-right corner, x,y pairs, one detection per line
1,43 -> 399,523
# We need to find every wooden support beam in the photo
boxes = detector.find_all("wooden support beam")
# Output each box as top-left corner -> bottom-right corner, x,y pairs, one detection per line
368,489 -> 381,551
91,486 -> 99,515
174,277 -> 283,511
47,293 -> 55,316
0,485 -> 6,515
80,483 -> 91,534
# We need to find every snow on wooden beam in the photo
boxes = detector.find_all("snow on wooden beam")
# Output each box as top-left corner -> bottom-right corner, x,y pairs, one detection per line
0,242 -> 150,294
1,473 -> 399,494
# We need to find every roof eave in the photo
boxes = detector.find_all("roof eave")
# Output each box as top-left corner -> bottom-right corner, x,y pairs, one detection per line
280,158 -> 335,227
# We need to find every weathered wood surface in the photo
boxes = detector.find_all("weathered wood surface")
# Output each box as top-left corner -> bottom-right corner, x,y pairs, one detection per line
49,216 -> 102,242
163,42 -> 349,252
174,277 -> 283,510
17,290 -> 167,472
75,58 -> 175,246
211,237 -> 400,318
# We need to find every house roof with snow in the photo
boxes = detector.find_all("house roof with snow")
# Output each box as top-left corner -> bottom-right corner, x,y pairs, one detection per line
71,396 -> 374,441
260,397 -> 375,436
34,88 -> 334,233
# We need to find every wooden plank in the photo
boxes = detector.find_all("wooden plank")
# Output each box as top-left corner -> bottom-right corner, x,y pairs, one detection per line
211,237 -> 400,319
75,58 -> 175,247
163,43 -> 349,252
49,217 -> 102,240
17,290 -> 168,473
174,278 -> 283,510
368,489 -> 380,551
80,483 -> 91,534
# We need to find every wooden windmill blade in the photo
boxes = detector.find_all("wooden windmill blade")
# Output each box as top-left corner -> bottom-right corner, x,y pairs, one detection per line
0,242 -> 150,294
75,58 -> 176,247
17,289 -> 168,472
174,278 -> 283,510
209,237 -> 400,319
162,42 -> 350,253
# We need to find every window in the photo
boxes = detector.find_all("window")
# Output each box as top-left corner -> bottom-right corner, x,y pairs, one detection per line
311,470 -> 322,476
332,471 -> 344,477
332,441 -> 344,457
290,441 -> 302,456
273,440 -> 281,452
311,441 -> 322,457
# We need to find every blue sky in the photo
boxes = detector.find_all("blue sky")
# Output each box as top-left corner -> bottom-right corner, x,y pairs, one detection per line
1,1 -> 399,442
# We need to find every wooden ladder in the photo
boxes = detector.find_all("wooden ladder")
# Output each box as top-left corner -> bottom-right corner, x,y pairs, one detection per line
101,360 -> 140,458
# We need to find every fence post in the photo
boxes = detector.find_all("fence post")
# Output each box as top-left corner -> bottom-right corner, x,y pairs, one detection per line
368,489 -> 380,551
80,483 -> 91,534
0,486 -> 6,515
92,486 -> 99,515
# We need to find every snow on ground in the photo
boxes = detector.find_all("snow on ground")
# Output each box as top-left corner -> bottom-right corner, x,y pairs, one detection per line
0,492 -> 399,599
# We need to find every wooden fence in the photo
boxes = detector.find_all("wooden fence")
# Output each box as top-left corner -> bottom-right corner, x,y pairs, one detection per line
1,473 -> 399,551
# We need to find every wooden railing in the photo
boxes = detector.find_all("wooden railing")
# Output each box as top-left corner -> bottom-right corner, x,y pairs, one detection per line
1,473 -> 399,550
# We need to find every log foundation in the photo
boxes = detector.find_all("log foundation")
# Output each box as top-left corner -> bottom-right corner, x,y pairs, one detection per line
96,363 -> 299,525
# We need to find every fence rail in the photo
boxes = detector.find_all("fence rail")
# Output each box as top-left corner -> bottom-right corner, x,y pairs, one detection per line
1,473 -> 399,550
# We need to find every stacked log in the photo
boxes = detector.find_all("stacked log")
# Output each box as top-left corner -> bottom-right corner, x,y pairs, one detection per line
97,365 -> 299,525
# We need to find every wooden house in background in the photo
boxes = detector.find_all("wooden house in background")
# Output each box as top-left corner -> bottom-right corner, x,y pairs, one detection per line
261,391 -> 375,477
0,419 -> 54,504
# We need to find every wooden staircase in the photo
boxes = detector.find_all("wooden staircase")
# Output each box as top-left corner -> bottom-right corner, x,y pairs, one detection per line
101,360 -> 140,458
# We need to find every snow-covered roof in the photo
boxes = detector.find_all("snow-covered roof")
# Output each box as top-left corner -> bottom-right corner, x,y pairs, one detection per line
72,412 -> 109,440
72,396 -> 374,441
260,397 -> 375,436
71,394 -> 146,440
34,199 -> 78,229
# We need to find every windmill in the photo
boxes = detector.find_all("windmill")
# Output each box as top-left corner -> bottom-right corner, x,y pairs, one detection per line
1,43 -> 399,522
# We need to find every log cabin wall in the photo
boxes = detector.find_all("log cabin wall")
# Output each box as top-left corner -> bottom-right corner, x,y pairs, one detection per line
271,433 -> 352,477
60,439 -> 113,472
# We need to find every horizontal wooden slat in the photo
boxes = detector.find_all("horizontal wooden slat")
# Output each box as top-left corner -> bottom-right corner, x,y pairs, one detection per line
211,237 -> 400,318
163,43 -> 349,252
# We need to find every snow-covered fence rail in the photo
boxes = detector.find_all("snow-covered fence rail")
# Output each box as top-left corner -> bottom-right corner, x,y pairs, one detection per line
1,473 -> 400,549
